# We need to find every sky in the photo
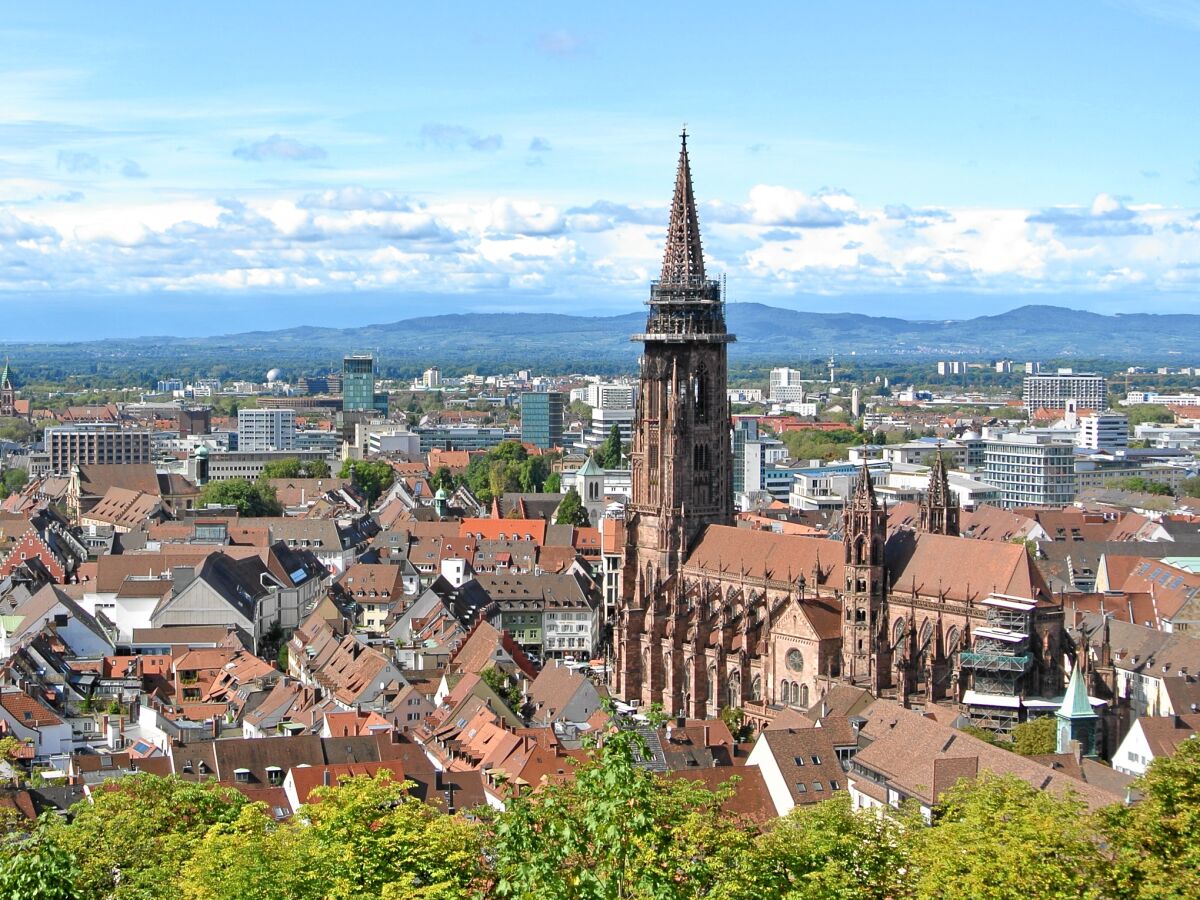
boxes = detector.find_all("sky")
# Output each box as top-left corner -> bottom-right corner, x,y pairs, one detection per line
2,1 -> 1200,339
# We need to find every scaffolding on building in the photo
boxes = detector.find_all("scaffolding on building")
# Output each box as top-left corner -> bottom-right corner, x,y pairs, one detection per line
959,593 -> 1037,735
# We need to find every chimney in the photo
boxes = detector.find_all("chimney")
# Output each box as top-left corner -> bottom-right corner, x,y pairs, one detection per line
703,724 -> 710,747
323,769 -> 332,787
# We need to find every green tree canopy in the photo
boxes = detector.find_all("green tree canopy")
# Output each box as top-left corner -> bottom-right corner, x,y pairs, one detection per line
554,487 -> 589,526
462,441 -> 555,503
45,775 -> 249,898
1100,734 -> 1200,897
1106,476 -> 1174,497
1124,404 -> 1174,426
197,478 -> 283,516
338,459 -> 396,503
909,773 -> 1103,899
1011,715 -> 1058,756
595,424 -> 623,469
0,466 -> 28,499
490,729 -> 751,899
259,457 -> 330,480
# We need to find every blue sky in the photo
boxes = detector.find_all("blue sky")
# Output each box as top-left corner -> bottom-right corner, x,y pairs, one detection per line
2,1 -> 1200,338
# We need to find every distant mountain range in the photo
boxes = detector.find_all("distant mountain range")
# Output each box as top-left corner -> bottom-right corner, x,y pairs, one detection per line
4,302 -> 1199,377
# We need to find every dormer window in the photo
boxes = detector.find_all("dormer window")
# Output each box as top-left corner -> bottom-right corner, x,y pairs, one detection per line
234,768 -> 251,783
266,766 -> 283,785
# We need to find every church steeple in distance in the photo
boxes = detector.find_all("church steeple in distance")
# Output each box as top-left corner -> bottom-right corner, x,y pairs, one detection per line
919,451 -> 960,537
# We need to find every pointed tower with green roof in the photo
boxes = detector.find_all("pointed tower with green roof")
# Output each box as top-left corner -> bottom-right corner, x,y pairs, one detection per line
1056,663 -> 1099,757
0,359 -> 16,418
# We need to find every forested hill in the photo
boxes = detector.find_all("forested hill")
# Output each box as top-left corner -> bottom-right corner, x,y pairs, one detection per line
2,302 -> 1199,380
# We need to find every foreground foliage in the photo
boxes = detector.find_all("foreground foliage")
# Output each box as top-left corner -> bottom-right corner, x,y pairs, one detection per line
5,736 -> 1200,899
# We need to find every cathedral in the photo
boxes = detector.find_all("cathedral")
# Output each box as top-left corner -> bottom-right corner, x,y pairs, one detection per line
611,137 -> 1067,725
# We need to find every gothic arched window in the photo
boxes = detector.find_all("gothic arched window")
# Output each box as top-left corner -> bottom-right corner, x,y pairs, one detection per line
892,617 -> 906,647
800,683 -> 810,707
947,626 -> 961,656
750,675 -> 762,701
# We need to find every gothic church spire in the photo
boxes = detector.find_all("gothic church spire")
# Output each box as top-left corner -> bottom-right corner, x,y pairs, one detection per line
659,130 -> 707,286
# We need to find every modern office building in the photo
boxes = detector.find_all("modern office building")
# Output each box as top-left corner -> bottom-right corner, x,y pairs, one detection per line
520,391 -> 565,449
983,432 -> 1077,508
584,382 -> 636,410
45,424 -> 153,473
768,367 -> 806,402
342,354 -> 387,413
206,450 -> 331,482
1022,372 -> 1107,415
732,419 -> 786,496
1077,412 -> 1130,451
237,408 -> 296,452
414,426 -> 520,452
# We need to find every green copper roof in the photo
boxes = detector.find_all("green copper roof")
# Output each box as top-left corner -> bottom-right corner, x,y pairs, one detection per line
576,456 -> 603,476
1057,664 -> 1098,720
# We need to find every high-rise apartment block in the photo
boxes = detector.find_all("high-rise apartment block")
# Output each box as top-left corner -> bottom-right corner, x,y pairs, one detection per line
1077,412 -> 1130,451
520,391 -> 565,449
1022,371 -> 1107,415
45,424 -> 152,473
983,432 -> 1077,508
237,408 -> 296,452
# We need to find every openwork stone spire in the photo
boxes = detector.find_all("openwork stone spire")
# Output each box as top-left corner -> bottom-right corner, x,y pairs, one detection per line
659,130 -> 706,286
919,451 -> 960,536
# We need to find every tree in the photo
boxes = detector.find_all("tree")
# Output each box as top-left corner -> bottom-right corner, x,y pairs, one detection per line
0,418 -> 39,444
554,487 -> 589,526
197,479 -> 283,516
490,729 -> 752,899
1,467 -> 28,498
544,471 -> 562,493
0,822 -> 84,900
595,424 -> 622,469
177,804 -> 322,900
1099,734 -> 1200,898
43,775 -> 248,898
431,466 -> 455,492
338,460 -> 396,503
1107,476 -> 1174,496
259,457 -> 330,480
1179,476 -> 1200,498
480,666 -> 523,713
909,773 -> 1103,899
300,770 -> 483,899
716,793 -> 915,900
1011,716 -> 1058,756
719,706 -> 753,743
1124,404 -> 1174,426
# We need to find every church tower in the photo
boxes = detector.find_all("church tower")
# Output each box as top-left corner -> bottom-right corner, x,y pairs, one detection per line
614,133 -> 735,702
626,132 -> 734,584
840,464 -> 892,691
919,451 -> 959,536
0,361 -> 16,419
